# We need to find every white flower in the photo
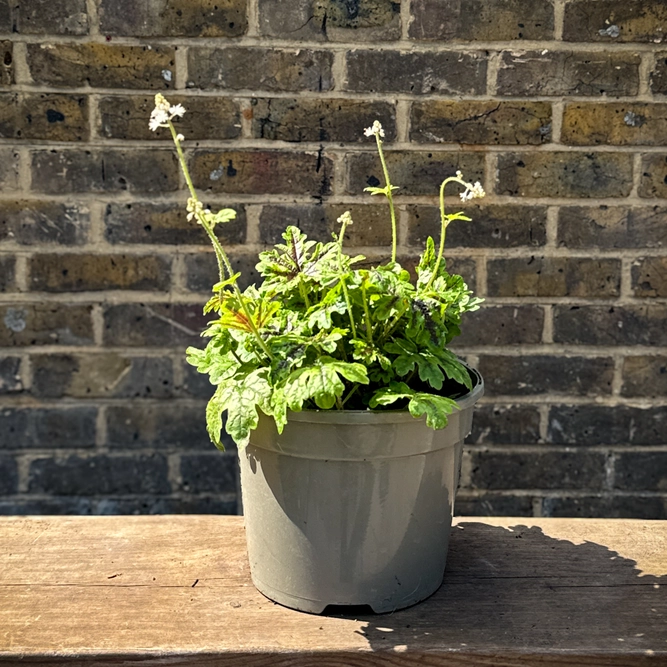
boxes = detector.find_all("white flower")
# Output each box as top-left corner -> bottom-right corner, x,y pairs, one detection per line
337,211 -> 353,227
470,181 -> 486,198
154,93 -> 170,112
186,197 -> 204,222
169,104 -> 186,118
149,108 -> 169,132
363,120 -> 385,138
176,133 -> 185,142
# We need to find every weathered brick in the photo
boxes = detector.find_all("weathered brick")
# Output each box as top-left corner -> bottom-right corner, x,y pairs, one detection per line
250,98 -> 397,143
99,0 -> 247,37
466,404 -> 541,445
410,0 -> 553,41
0,407 -> 96,449
14,0 -> 88,34
487,257 -> 621,298
0,357 -> 22,394
411,100 -> 551,145
28,454 -> 170,495
95,497 -> 238,515
407,204 -> 547,248
178,361 -> 215,399
557,206 -> 667,249
180,453 -> 237,493
639,154 -> 667,199
614,453 -> 667,492
348,151 -> 484,196
98,95 -> 241,141
104,202 -> 246,246
258,0 -> 401,41
27,43 -> 174,89
548,405 -> 667,446
478,355 -> 614,396
497,152 -> 634,198
103,303 -> 207,347
543,495 -> 667,520
562,103 -> 667,146
650,53 -> 667,94
455,493 -> 534,517
190,150 -> 332,196
29,253 -> 171,292
0,41 -> 13,86
184,251 -> 261,292
0,200 -> 89,246
0,456 -> 17,494
346,50 -> 486,95
0,304 -> 94,347
31,354 -> 173,399
455,305 -> 544,346
621,356 -> 667,398
30,149 -> 179,194
497,51 -> 640,97
632,257 -> 667,297
0,6 -> 10,34
0,255 -> 15,292
554,305 -> 667,347
563,0 -> 667,43
187,47 -> 333,92
0,148 -> 19,191
469,449 -> 607,490
0,498 -> 96,515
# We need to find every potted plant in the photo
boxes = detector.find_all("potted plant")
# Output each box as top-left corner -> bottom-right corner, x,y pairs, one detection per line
150,95 -> 486,614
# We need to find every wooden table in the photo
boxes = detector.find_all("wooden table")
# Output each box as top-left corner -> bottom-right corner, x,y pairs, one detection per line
1,516 -> 666,666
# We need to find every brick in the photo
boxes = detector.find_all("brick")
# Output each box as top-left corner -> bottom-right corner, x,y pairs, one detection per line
103,303 -> 207,347
621,356 -> 667,398
0,41 -> 13,86
15,0 -> 88,34
29,253 -> 171,292
180,453 -> 237,493
0,498 -> 96,515
346,50 -> 486,95
250,98 -> 397,143
0,5 -> 10,32
554,305 -> 667,347
187,47 -> 333,92
455,305 -> 544,346
407,204 -> 547,248
409,0 -> 553,41
639,154 -> 667,199
497,51 -> 639,97
650,53 -> 667,94
478,355 -> 614,397
563,0 -> 667,43
0,456 -> 17,494
98,95 -> 241,141
0,148 -> 19,191
27,43 -> 175,89
178,361 -> 215,399
466,404 -> 541,445
190,150 -> 332,196
487,257 -> 621,298
99,0 -> 247,37
411,100 -> 551,145
96,497 -> 237,515
548,405 -> 667,446
469,449 -> 607,490
0,407 -> 96,449
0,255 -> 15,292
632,257 -> 667,297
31,354 -> 173,399
0,357 -> 21,394
0,304 -> 94,347
104,202 -> 246,246
543,495 -> 667,520
28,454 -> 170,495
497,152 -> 634,198
557,206 -> 667,249
455,493 -> 534,517
614,453 -> 667,492
0,200 -> 89,246
347,151 -> 484,196
30,149 -> 179,194
184,251 -> 262,292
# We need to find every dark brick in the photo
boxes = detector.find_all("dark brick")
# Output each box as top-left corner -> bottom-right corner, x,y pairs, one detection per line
0,356 -> 21,394
0,456 -> 17,494
0,498 -> 95,515
347,150 -> 484,196
0,200 -> 89,246
31,354 -> 173,399
554,305 -> 667,347
543,495 -> 667,520
639,154 -> 667,198
29,253 -> 171,292
0,41 -> 12,86
614,453 -> 667,492
478,355 -> 614,397
455,305 -> 544,346
190,150 -> 332,196
0,2 -> 9,30
28,454 -> 170,495
548,405 -> 667,446
184,251 -> 262,292
103,303 -> 207,347
622,356 -> 667,398
455,493 -> 534,517
27,43 -> 175,89
632,257 -> 667,297
30,149 -> 179,195
411,101 -> 551,145
178,361 -> 215,399
650,52 -> 667,94
0,407 -> 96,449
346,50 -> 486,95
187,47 -> 333,92
410,0 -> 554,41
497,152 -> 634,198
104,202 -> 246,246
497,51 -> 640,97
15,0 -> 88,34
563,0 -> 667,43
0,148 -> 19,191
98,95 -> 241,141
180,453 -> 237,493
558,206 -> 667,249
99,0 -> 247,37
0,255 -> 15,291
469,449 -> 607,490
0,304 -> 94,346
250,98 -> 397,143
95,496 -> 237,515
487,257 -> 621,298
407,204 -> 547,248
466,404 -> 541,445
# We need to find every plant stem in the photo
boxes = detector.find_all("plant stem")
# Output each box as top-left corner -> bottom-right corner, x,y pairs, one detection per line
341,384 -> 359,407
299,281 -> 311,309
337,219 -> 357,339
375,134 -> 397,264
361,282 -> 373,343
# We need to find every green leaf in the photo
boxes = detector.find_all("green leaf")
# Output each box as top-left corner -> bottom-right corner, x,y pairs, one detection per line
408,393 -> 458,430
206,385 -> 226,450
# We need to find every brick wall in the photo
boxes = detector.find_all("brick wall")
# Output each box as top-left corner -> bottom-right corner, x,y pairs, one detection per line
1,0 -> 666,518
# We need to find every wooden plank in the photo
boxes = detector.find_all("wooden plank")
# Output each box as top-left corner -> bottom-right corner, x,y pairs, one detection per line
1,516 -> 666,666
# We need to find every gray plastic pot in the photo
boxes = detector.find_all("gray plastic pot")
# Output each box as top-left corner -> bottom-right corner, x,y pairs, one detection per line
239,367 -> 484,614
